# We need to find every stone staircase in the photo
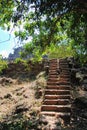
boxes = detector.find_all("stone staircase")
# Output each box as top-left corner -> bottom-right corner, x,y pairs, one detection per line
40,59 -> 71,128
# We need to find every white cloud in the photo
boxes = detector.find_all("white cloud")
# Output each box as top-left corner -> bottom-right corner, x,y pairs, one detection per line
0,50 -> 10,58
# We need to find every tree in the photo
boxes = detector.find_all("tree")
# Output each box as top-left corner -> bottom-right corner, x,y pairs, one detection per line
0,0 -> 87,64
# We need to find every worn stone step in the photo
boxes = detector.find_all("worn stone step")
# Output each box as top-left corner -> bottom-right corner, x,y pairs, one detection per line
47,82 -> 58,85
45,95 -> 71,99
60,65 -> 68,67
59,62 -> 68,64
40,111 -> 71,117
49,64 -> 57,66
61,70 -> 70,73
60,75 -> 70,78
49,70 -> 57,73
46,85 -> 71,90
57,79 -> 70,82
41,105 -> 71,112
49,75 -> 58,78
48,78 -> 58,80
60,71 -> 70,75
58,77 -> 70,80
61,69 -> 70,71
50,59 -> 57,61
60,64 -> 69,66
50,63 -> 57,65
48,79 -> 58,82
49,72 -> 58,75
59,59 -> 67,62
60,73 -> 70,76
57,81 -> 71,85
60,64 -> 69,67
58,78 -> 70,81
43,99 -> 70,105
49,67 -> 57,71
45,90 -> 70,95
49,60 -> 57,64
49,62 -> 58,67
47,81 -> 71,85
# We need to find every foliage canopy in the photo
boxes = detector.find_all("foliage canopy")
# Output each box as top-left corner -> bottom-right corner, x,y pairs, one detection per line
0,0 -> 87,64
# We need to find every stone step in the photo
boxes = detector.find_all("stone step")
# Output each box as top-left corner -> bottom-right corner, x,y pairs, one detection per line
40,111 -> 71,117
61,70 -> 70,72
59,62 -> 68,64
60,73 -> 70,76
50,59 -> 57,61
49,75 -> 70,79
43,99 -> 70,105
49,75 -> 58,78
61,69 -> 70,71
49,70 -> 57,72
59,64 -> 69,67
57,78 -> 70,82
60,75 -> 70,78
48,78 -> 59,80
49,60 -> 57,64
46,85 -> 71,90
60,66 -> 68,68
45,90 -> 70,95
60,64 -> 69,66
49,63 -> 58,68
49,63 -> 57,65
60,73 -> 70,75
59,77 -> 70,80
59,63 -> 68,65
59,59 -> 67,62
49,71 -> 58,73
47,81 -> 71,85
49,64 -> 57,66
41,105 -> 71,112
48,78 -> 70,81
57,81 -> 71,85
49,72 -> 58,74
48,79 -> 58,82
45,95 -> 71,99
47,82 -> 58,85
49,68 -> 57,70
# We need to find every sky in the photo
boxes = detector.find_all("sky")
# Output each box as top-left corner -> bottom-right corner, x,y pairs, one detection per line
0,28 -> 15,58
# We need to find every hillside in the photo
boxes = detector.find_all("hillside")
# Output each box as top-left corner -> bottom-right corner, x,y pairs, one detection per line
0,58 -> 87,130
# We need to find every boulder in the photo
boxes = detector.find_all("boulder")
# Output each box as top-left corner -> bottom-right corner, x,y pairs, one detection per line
14,103 -> 28,114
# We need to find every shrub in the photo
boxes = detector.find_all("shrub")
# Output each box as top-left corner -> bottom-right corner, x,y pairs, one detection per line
0,59 -> 8,74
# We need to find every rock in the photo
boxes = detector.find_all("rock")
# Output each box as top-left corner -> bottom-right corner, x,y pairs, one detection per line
76,72 -> 83,80
36,77 -> 46,88
4,93 -> 12,99
82,84 -> 87,91
74,97 -> 87,108
0,77 -> 13,86
36,71 -> 45,79
39,115 -> 48,125
83,79 -> 87,84
67,57 -> 74,68
14,103 -> 28,114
